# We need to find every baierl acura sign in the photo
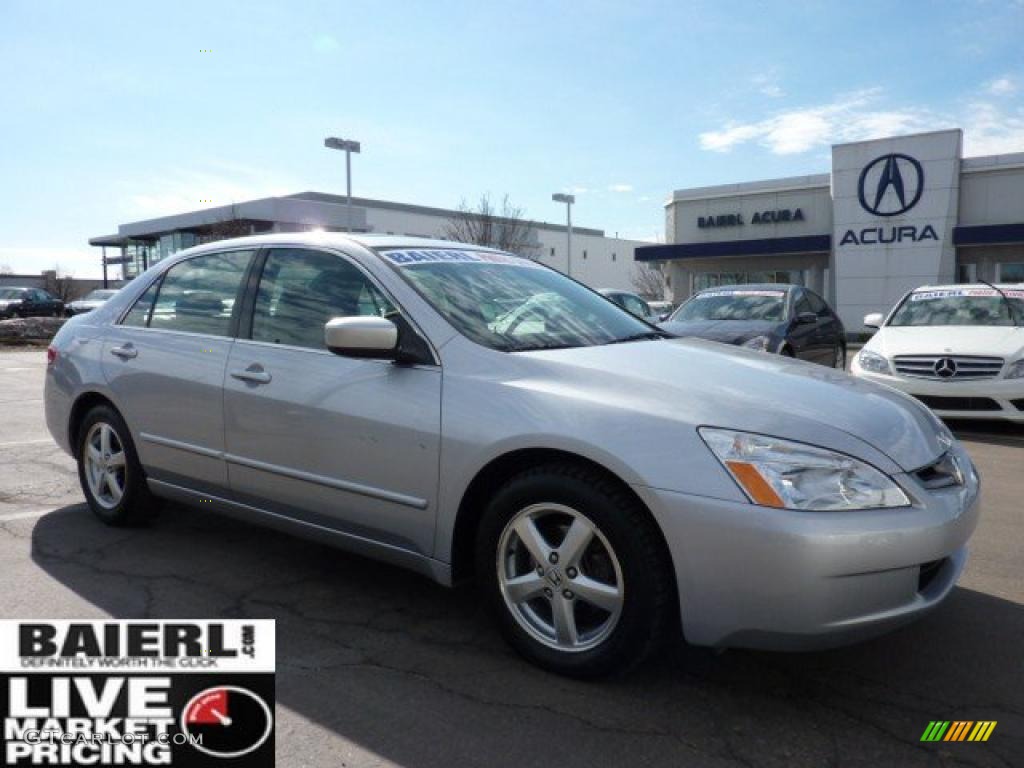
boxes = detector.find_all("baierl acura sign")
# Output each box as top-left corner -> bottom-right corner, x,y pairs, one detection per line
839,153 -> 939,245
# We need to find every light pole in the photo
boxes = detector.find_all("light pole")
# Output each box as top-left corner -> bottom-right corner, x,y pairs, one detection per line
552,193 -> 575,277
324,137 -> 361,232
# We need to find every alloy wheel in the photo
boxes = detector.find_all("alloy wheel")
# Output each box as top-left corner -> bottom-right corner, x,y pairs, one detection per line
83,422 -> 127,510
496,503 -> 624,652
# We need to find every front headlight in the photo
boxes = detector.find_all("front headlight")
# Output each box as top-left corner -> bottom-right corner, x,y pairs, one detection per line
741,335 -> 771,351
857,349 -> 891,375
1005,359 -> 1024,380
699,428 -> 910,511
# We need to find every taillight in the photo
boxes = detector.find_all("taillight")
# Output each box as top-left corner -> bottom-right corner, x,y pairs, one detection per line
47,346 -> 58,366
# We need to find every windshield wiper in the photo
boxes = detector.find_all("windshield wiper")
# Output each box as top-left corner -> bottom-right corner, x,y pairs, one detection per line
606,331 -> 670,345
979,280 -> 1021,326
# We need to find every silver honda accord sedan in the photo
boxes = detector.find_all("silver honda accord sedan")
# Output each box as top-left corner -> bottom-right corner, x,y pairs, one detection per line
45,234 -> 980,677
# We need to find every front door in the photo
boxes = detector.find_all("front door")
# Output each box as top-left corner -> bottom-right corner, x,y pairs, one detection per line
101,249 -> 255,494
223,247 -> 442,556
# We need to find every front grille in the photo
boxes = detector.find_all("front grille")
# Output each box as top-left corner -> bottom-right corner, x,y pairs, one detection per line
918,559 -> 946,593
1012,398 -> 1024,412
913,395 -> 1002,411
893,355 -> 1004,380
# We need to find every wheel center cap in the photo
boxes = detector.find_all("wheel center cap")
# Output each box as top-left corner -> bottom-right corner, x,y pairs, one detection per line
545,568 -> 563,588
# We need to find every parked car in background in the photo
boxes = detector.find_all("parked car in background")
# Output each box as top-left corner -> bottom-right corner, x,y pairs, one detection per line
45,234 -> 977,678
598,288 -> 656,320
0,287 -> 64,318
658,284 -> 846,368
66,288 -> 119,317
646,300 -> 674,321
852,284 -> 1024,422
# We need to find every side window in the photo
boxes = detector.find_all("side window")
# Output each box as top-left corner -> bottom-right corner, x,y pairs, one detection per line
149,250 -> 253,336
794,291 -> 813,317
805,290 -> 829,316
623,294 -> 649,318
121,279 -> 162,328
251,248 -> 397,350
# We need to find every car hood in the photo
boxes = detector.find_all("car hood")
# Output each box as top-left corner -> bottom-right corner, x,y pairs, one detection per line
518,338 -> 947,472
658,319 -> 778,345
866,325 -> 1024,359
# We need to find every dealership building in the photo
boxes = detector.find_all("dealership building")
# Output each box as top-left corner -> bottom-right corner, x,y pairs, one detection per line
90,192 -> 647,292
637,129 -> 1024,328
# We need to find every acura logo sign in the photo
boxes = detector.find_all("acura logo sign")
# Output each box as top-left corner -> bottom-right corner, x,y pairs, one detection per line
858,153 -> 925,217
934,357 -> 957,378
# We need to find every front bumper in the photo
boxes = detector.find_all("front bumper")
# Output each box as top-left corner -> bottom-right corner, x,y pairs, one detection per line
851,357 -> 1024,422
633,444 -> 980,650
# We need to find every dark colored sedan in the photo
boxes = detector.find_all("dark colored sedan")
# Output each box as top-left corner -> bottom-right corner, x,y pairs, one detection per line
658,284 -> 846,368
0,287 -> 65,319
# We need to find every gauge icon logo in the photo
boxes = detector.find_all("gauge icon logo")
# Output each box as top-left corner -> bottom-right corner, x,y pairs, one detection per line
182,685 -> 273,759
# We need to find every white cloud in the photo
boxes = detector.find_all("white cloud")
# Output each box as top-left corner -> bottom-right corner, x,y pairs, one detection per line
962,101 -> 1024,155
608,183 -> 633,193
699,88 -> 939,155
122,165 -> 297,220
987,76 -> 1016,95
313,35 -> 340,54
752,72 -> 784,98
0,247 -> 100,279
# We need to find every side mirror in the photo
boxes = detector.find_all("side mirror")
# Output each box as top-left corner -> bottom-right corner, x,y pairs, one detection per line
796,311 -> 818,325
863,312 -> 884,329
324,316 -> 398,359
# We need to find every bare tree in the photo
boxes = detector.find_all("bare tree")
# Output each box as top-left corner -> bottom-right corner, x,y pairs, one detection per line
630,264 -> 666,299
0,263 -> 13,275
443,194 -> 537,256
47,265 -> 77,303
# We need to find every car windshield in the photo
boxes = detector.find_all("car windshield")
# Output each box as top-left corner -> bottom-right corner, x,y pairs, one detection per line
0,288 -> 26,300
889,288 -> 1024,326
380,248 -> 657,351
83,289 -> 117,301
672,289 -> 786,322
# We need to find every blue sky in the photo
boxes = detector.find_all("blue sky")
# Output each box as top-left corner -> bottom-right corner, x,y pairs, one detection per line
1,0 -> 1023,276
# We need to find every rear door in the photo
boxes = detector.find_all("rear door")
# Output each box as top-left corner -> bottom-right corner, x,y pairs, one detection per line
223,247 -> 442,556
101,249 -> 255,495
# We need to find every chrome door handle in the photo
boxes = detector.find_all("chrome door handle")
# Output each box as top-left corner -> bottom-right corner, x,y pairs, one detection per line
230,368 -> 272,384
110,345 -> 137,360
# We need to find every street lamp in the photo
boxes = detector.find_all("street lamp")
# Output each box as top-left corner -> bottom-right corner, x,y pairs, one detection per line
552,193 -> 575,277
324,137 -> 361,232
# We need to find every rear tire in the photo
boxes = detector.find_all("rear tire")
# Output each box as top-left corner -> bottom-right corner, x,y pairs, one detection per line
76,405 -> 159,526
476,463 -> 675,678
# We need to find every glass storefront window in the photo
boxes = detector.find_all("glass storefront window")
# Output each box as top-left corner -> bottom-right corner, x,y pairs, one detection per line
997,263 -> 1024,283
693,270 -> 804,292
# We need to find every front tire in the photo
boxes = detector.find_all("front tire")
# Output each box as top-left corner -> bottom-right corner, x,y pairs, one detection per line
476,463 -> 674,678
76,405 -> 158,525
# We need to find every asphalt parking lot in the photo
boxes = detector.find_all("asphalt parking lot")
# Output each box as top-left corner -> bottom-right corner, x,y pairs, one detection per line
1,347 -> 1021,767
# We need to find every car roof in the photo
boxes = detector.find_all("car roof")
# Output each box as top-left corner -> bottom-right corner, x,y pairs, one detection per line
696,283 -> 796,293
177,232 -> 494,257
912,283 -> 1020,292
0,286 -> 31,291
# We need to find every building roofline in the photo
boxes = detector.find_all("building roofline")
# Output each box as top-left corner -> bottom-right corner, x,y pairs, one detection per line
284,192 -> 605,236
669,174 -> 831,204
93,192 -> 608,242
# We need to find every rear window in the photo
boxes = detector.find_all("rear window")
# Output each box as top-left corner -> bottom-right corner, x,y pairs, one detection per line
672,289 -> 786,322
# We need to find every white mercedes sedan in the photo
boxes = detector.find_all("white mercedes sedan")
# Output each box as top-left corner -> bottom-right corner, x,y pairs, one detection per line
852,284 -> 1024,422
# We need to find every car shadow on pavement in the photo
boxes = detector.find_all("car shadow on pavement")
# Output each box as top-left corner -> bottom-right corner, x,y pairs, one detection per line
30,502 -> 1023,768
